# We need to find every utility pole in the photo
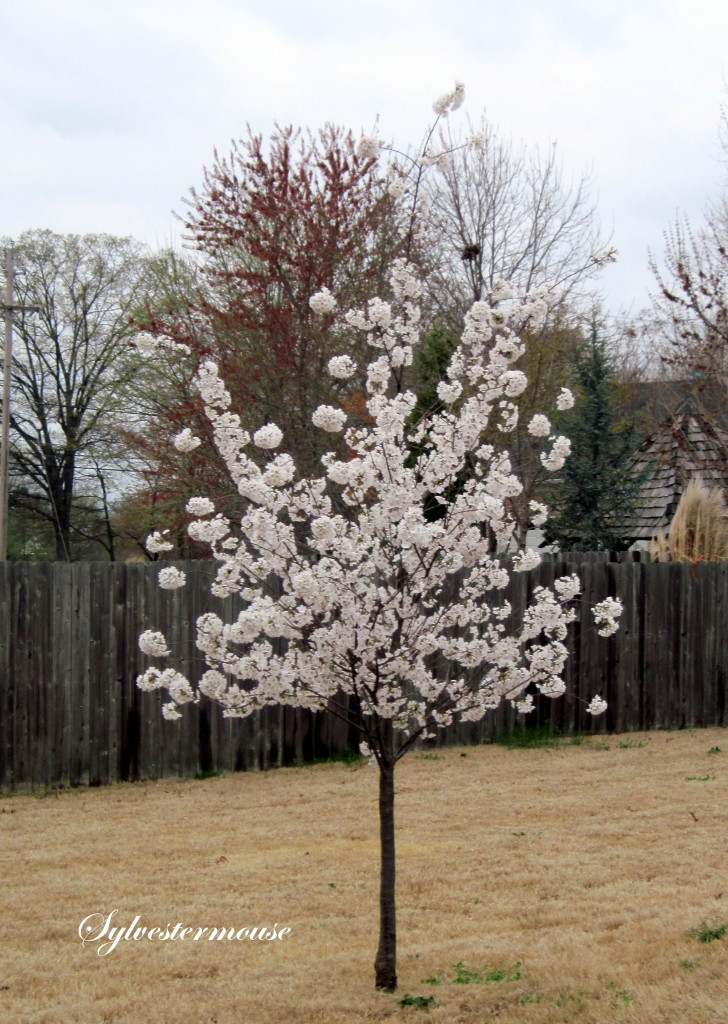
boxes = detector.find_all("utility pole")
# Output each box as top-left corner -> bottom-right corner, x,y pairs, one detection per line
0,247 -> 39,561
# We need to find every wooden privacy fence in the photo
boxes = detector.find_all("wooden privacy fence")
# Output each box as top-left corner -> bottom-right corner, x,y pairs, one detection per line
1,555 -> 727,791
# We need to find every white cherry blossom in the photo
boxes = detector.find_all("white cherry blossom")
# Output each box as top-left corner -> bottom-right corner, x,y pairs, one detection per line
586,695 -> 608,715
139,630 -> 171,658
185,497 -> 215,517
556,387 -> 575,410
173,428 -> 202,452
158,567 -> 186,590
432,81 -> 465,116
145,531 -> 173,554
528,414 -> 551,437
358,136 -> 381,161
312,405 -> 347,432
327,355 -> 357,379
253,423 -> 283,449
309,288 -> 336,314
529,501 -> 549,527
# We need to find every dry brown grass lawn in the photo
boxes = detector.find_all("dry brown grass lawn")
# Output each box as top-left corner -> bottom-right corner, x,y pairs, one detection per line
2,729 -> 728,1024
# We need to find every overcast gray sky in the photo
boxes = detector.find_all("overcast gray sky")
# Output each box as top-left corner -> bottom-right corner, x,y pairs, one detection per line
2,0 -> 727,317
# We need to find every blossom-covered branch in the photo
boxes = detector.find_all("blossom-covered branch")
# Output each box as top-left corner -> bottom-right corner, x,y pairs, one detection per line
138,259 -> 620,730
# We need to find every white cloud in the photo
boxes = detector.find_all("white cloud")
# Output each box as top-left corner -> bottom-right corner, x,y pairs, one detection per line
1,0 -> 726,316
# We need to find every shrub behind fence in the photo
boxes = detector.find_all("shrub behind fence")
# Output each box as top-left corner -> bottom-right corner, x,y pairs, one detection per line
1,554 -> 726,791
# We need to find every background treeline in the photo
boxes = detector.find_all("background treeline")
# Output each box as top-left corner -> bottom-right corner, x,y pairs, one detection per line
5,102 -> 727,563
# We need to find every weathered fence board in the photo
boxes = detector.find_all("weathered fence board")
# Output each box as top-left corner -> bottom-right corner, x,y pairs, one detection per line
0,556 -> 726,791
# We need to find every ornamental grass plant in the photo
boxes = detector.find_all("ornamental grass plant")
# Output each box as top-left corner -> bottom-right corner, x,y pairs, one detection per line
650,478 -> 728,562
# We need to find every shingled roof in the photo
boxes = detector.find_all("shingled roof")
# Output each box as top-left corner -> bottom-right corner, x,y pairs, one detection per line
625,397 -> 728,545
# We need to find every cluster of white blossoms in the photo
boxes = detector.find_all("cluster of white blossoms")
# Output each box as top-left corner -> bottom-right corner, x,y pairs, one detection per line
490,280 -> 514,304
312,404 -> 347,433
139,630 -> 170,657
173,428 -> 202,453
138,261 -> 621,734
137,667 -> 194,720
593,597 -> 623,637
138,85 -> 623,745
527,414 -> 551,438
436,380 -> 463,405
145,530 -> 173,554
308,288 -> 336,315
512,549 -> 541,572
357,136 -> 381,161
253,424 -> 283,449
327,354 -> 357,379
158,566 -> 186,590
529,501 -> 549,528
387,174 -> 408,199
556,387 -> 575,411
586,695 -> 608,715
540,435 -> 572,472
502,370 -> 528,397
432,81 -> 465,116
418,145 -> 449,169
554,574 -> 581,602
186,497 -> 215,517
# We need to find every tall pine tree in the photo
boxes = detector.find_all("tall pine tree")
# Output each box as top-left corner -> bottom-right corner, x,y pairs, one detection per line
543,326 -> 642,551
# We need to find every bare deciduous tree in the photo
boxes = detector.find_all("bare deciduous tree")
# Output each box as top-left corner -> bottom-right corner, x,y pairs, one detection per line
412,117 -> 612,544
649,103 -> 728,387
425,115 -> 611,327
3,230 -> 150,560
649,211 -> 728,383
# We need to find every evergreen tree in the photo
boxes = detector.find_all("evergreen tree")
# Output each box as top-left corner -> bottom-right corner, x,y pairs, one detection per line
407,325 -> 469,523
543,327 -> 642,551
410,323 -> 459,421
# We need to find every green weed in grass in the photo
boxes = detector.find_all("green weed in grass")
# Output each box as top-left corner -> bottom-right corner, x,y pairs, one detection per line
608,982 -> 634,1008
553,990 -> 585,1010
568,734 -> 586,746
398,994 -> 438,1008
493,725 -> 565,749
685,775 -> 715,782
492,727 -> 622,750
452,960 -> 521,984
295,747 -> 366,769
689,920 -> 727,943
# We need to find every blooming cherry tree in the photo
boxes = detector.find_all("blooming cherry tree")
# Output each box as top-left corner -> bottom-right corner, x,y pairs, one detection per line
137,88 -> 621,992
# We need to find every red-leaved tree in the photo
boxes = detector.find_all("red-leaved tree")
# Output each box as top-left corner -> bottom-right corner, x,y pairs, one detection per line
123,126 -> 402,552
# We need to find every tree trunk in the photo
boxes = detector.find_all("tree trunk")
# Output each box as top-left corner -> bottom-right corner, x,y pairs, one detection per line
374,759 -> 397,990
46,450 -> 74,560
